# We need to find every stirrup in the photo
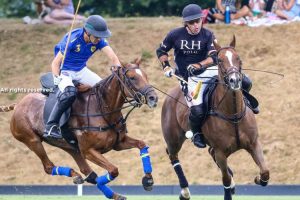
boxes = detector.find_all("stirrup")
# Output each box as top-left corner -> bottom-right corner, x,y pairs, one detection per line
192,132 -> 206,148
43,125 -> 62,139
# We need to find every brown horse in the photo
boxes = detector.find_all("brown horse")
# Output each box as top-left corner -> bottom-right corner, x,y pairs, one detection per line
161,37 -> 269,200
1,59 -> 158,200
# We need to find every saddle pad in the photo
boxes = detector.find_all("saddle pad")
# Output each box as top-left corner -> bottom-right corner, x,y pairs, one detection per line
203,76 -> 219,115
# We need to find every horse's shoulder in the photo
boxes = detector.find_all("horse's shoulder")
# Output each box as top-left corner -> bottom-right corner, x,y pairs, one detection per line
167,85 -> 182,98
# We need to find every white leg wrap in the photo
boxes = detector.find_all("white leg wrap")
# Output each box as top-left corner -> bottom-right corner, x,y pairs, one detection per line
181,187 -> 191,198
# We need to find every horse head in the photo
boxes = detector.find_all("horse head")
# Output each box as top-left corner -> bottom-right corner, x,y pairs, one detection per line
214,35 -> 243,91
114,57 -> 158,108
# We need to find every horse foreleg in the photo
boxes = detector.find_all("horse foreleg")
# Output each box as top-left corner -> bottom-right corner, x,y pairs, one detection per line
215,150 -> 234,200
84,148 -> 123,200
114,135 -> 154,191
248,140 -> 270,186
208,147 -> 235,194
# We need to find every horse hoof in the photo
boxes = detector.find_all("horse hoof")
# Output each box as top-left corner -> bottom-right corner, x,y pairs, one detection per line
115,194 -> 127,200
231,187 -> 235,195
142,176 -> 154,191
73,175 -> 84,184
254,176 -> 268,187
179,194 -> 190,200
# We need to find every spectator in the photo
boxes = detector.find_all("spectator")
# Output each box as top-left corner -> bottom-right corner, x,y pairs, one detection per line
249,0 -> 266,17
275,0 -> 300,20
208,0 -> 252,23
265,0 -> 285,12
42,0 -> 85,25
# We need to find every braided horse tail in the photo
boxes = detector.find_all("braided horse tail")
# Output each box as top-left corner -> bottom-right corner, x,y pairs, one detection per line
0,103 -> 16,112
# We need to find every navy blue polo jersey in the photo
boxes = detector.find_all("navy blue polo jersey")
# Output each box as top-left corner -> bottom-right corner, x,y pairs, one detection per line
158,27 -> 216,77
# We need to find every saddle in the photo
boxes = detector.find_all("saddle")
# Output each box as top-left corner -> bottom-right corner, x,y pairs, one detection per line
40,72 -> 78,146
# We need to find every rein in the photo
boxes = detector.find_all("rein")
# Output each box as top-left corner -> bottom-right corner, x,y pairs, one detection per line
70,66 -> 148,133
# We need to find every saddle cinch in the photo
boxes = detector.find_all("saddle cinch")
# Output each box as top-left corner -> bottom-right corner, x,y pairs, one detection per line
202,76 -> 259,119
40,72 -> 79,145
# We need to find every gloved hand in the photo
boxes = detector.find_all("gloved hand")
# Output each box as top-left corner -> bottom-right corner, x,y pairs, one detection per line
163,66 -> 174,78
53,75 -> 62,86
187,64 -> 205,76
187,64 -> 196,76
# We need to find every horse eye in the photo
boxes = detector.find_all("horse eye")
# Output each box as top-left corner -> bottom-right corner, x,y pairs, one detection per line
129,77 -> 135,80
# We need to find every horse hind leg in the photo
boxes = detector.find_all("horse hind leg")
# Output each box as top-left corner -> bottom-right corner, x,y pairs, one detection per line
13,128 -> 83,184
214,150 -> 235,200
248,140 -> 270,186
166,149 -> 190,200
63,148 -> 96,184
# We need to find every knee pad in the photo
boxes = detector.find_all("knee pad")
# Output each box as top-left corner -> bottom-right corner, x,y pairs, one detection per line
189,105 -> 204,122
57,86 -> 77,104
242,75 -> 252,92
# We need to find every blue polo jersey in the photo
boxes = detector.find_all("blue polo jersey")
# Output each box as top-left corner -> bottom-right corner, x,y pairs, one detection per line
54,28 -> 108,71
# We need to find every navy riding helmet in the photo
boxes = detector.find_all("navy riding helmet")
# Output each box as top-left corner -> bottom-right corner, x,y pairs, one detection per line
182,4 -> 204,22
84,15 -> 111,38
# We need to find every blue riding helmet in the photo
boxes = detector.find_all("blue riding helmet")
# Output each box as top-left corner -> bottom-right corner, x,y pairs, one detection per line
182,4 -> 204,22
84,15 -> 111,38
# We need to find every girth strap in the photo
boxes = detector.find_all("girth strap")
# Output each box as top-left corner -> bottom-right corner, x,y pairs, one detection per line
70,117 -> 126,132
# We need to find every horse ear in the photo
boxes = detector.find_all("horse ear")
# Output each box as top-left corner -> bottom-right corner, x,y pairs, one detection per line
230,35 -> 236,48
133,57 -> 142,65
213,39 -> 221,51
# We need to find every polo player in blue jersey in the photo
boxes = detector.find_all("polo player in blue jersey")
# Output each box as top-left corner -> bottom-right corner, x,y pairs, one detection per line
44,15 -> 121,139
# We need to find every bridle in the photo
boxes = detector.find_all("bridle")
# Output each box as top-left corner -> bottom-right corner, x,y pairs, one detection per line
209,46 -> 246,147
216,46 -> 242,87
113,66 -> 155,107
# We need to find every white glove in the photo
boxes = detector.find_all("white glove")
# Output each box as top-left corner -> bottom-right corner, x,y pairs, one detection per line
53,75 -> 62,86
164,67 -> 174,78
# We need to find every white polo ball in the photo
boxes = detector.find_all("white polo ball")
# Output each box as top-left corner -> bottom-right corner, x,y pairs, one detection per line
185,130 -> 193,139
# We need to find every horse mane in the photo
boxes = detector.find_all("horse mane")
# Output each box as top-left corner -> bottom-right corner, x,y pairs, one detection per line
93,73 -> 115,99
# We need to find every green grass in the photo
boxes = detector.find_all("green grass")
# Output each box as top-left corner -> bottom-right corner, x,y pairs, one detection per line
0,196 -> 299,200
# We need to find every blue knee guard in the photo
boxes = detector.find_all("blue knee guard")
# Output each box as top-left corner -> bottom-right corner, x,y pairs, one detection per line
51,166 -> 72,177
96,173 -> 115,199
140,146 -> 152,174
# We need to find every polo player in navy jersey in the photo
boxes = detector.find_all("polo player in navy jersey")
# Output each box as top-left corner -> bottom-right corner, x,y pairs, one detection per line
156,4 -> 218,148
157,4 -> 259,149
44,15 -> 121,139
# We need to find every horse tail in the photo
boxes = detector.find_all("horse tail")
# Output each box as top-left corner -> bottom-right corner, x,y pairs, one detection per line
0,103 -> 16,112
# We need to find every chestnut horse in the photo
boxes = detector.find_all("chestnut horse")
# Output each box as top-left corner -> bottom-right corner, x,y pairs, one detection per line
1,59 -> 158,200
161,37 -> 269,200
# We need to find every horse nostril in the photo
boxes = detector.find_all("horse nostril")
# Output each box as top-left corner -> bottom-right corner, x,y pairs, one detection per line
148,96 -> 156,101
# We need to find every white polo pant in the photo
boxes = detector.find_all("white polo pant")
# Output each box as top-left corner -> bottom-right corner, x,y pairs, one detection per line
58,67 -> 102,92
182,66 -> 218,107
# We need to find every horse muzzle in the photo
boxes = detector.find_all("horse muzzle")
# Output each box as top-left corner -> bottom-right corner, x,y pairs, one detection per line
228,72 -> 242,91
146,91 -> 158,108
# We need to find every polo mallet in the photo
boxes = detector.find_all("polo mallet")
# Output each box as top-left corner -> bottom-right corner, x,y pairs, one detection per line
171,73 -> 203,100
59,0 -> 82,75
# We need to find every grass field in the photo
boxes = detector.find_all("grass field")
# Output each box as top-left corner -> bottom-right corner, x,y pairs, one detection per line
0,196 -> 299,200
